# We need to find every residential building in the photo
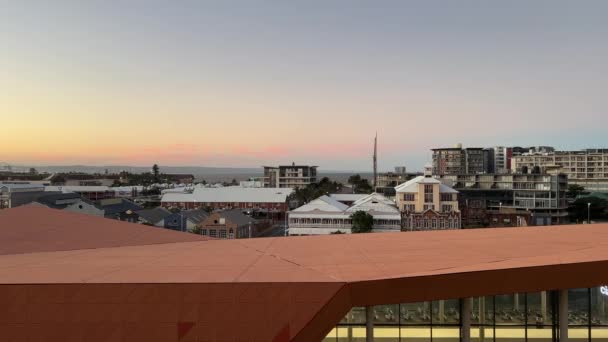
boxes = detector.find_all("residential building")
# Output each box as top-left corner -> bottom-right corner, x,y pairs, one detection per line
136,207 -> 173,226
262,163 -> 317,188
375,166 -> 420,197
440,173 -> 568,226
432,144 -> 487,175
44,185 -> 115,201
97,198 -> 143,222
198,209 -> 253,239
439,173 -> 568,227
395,175 -> 461,230
33,192 -> 104,217
160,186 -> 293,221
3,206 -> 608,341
512,149 -> 608,192
0,183 -> 46,209
288,193 -> 401,235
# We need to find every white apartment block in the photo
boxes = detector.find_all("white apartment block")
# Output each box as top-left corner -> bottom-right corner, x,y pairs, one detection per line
512,149 -> 608,192
263,163 -> 317,189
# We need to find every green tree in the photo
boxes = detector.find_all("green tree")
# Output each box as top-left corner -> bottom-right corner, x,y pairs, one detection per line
288,177 -> 343,207
568,196 -> 608,223
347,174 -> 373,194
152,164 -> 160,183
566,184 -> 586,199
350,210 -> 374,233
191,226 -> 202,235
330,230 -> 345,234
29,168 -> 37,174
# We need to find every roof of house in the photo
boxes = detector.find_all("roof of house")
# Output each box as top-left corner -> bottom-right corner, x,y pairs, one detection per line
45,185 -> 112,192
34,192 -> 84,209
97,198 -> 143,215
135,207 -> 172,224
181,208 -> 209,224
0,206 -> 208,255
161,186 -> 293,204
214,209 -> 253,227
0,184 -> 45,191
290,195 -> 349,213
345,193 -> 400,216
395,175 -> 459,194
329,193 -> 368,202
1,206 -> 608,341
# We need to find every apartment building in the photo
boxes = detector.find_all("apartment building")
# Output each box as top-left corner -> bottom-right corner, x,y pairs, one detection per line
432,145 -> 487,175
262,163 -> 317,188
439,173 -> 568,227
395,175 -> 461,230
0,184 -> 46,209
512,149 -> 608,191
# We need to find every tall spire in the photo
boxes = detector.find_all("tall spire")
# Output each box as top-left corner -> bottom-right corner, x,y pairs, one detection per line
373,132 -> 377,189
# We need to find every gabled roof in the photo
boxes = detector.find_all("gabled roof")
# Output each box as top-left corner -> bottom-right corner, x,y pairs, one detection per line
345,193 -> 400,215
329,193 -> 367,202
290,195 -> 349,213
98,198 -> 143,215
182,208 -> 209,224
395,175 -> 459,193
136,207 -> 172,224
215,209 -> 253,227
35,192 -> 83,209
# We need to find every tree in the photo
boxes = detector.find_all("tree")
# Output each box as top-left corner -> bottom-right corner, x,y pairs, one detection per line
152,164 -> 160,183
288,177 -> 344,207
231,178 -> 238,186
566,184 -> 586,199
330,230 -> 345,234
568,196 -> 608,223
347,174 -> 373,194
29,168 -> 37,174
350,210 -> 374,233
191,226 -> 202,235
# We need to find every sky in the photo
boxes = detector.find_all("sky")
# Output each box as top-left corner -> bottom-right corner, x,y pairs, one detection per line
1,1 -> 607,171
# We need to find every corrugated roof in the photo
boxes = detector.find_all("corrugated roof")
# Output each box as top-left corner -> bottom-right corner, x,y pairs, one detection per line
395,175 -> 459,193
161,186 -> 293,203
136,207 -> 172,224
291,195 -> 349,213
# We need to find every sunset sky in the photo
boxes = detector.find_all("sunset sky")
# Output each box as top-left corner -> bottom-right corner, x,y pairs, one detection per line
2,1 -> 607,171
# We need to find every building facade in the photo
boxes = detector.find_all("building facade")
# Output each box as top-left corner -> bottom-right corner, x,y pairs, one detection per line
512,149 -> 608,192
0,184 -> 46,209
432,145 -> 487,175
160,186 -> 293,221
395,175 -> 461,230
262,163 -> 318,188
288,193 -> 401,235
439,173 -> 568,227
198,209 -> 252,239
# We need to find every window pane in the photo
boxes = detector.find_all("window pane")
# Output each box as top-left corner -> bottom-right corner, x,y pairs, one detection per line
374,304 -> 398,325
341,307 -> 366,324
592,286 -> 608,325
400,302 -> 431,325
495,326 -> 526,342
472,296 -> 495,326
569,288 -> 589,325
495,294 -> 525,325
592,326 -> 608,342
336,325 -> 366,341
527,292 -> 552,326
432,299 -> 460,324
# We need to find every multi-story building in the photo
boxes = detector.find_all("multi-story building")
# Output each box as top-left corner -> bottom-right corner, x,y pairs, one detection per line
432,144 -> 487,175
375,167 -> 420,198
395,175 -> 461,230
198,209 -> 253,239
262,163 -> 317,189
439,172 -> 568,227
44,185 -> 115,201
288,193 -> 401,235
512,149 -> 608,192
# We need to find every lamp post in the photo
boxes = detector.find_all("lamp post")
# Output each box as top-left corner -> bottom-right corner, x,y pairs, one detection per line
588,202 -> 591,224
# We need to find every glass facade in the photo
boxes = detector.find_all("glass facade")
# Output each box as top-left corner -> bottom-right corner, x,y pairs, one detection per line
324,287 -> 608,342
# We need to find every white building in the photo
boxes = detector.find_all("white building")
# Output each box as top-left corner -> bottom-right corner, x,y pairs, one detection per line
288,193 -> 401,235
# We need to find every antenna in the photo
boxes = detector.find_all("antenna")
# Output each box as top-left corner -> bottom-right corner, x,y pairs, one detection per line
373,132 -> 377,189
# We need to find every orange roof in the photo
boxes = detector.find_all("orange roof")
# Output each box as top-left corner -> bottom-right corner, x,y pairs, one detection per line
1,206 -> 608,341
